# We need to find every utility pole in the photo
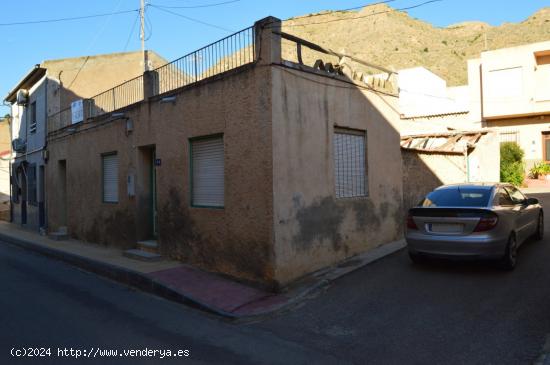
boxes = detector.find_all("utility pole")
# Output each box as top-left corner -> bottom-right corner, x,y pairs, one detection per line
140,0 -> 148,72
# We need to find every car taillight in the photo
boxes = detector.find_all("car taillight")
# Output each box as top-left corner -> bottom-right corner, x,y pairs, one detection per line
473,215 -> 498,232
406,213 -> 418,230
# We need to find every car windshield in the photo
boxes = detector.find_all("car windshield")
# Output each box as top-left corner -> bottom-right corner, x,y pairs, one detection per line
421,187 -> 492,207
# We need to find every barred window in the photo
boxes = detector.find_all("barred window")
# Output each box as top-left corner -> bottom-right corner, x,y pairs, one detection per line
499,131 -> 519,144
333,128 -> 368,198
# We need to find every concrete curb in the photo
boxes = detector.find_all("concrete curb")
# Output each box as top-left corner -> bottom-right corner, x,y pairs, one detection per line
0,230 -> 406,320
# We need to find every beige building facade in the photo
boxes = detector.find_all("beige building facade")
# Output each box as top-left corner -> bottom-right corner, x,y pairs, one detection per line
5,51 -> 168,232
44,18 -> 405,288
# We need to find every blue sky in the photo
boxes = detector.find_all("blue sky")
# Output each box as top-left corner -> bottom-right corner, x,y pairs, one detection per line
1,0 -> 547,113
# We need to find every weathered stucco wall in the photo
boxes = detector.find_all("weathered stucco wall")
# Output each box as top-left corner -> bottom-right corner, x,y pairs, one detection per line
402,132 -> 500,212
46,64 -> 276,287
468,131 -> 500,183
271,66 -> 404,285
402,151 -> 458,212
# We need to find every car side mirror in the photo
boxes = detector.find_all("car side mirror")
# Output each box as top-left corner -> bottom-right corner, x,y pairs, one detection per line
525,197 -> 539,205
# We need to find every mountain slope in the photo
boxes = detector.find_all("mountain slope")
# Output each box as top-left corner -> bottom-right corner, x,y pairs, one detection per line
281,4 -> 550,85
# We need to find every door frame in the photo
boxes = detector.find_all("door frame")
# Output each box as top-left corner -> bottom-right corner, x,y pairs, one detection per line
150,147 -> 158,238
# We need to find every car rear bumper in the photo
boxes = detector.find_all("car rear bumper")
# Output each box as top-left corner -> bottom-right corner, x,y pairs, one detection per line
406,232 -> 508,259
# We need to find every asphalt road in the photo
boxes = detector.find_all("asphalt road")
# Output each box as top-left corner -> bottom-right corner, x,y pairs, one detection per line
249,192 -> 550,365
2,193 -> 550,364
0,241 -> 341,365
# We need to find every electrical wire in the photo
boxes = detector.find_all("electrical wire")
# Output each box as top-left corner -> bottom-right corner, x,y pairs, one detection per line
144,8 -> 154,41
289,0 -> 396,20
0,9 -> 138,27
67,0 -> 126,89
148,4 -> 234,32
150,0 -> 241,9
277,0 -> 443,28
123,12 -> 141,51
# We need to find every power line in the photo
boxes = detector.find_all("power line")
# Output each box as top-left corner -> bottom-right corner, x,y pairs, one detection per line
144,8 -> 154,41
279,0 -> 443,28
148,4 -> 234,32
151,0 -> 241,9
288,0 -> 396,21
124,12 -> 141,51
0,9 -> 138,27
67,0 -> 126,89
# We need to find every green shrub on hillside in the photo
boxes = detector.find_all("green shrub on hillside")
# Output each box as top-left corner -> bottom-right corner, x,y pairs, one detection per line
500,142 -> 524,186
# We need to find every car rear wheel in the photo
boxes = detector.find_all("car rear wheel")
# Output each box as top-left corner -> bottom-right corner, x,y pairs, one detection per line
535,212 -> 544,241
500,234 -> 518,270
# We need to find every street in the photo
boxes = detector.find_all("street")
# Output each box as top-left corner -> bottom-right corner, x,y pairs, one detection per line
2,193 -> 550,364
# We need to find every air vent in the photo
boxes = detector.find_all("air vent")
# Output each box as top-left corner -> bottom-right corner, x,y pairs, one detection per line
12,138 -> 26,153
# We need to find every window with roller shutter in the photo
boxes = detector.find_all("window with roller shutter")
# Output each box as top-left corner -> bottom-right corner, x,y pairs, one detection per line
102,153 -> 119,203
333,128 -> 368,199
191,135 -> 224,208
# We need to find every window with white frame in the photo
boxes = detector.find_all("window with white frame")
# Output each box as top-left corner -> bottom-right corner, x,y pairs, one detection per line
333,128 -> 368,198
535,51 -> 550,101
191,135 -> 224,208
102,153 -> 118,203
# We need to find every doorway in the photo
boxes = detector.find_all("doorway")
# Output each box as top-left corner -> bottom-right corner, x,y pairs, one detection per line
151,148 -> 158,238
137,146 -> 157,239
39,166 -> 45,228
58,160 -> 67,227
17,165 -> 27,225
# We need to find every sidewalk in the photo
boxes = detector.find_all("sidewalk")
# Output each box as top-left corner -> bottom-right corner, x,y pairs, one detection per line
0,221 -> 405,319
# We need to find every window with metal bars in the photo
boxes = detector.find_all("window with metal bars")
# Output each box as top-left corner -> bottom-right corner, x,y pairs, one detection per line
333,128 -> 368,199
498,131 -> 519,144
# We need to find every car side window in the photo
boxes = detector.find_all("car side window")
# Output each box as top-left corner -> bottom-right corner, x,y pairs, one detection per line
505,187 -> 526,204
496,188 -> 514,206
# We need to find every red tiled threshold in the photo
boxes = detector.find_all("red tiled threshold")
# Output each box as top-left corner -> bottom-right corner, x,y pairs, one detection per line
148,266 -> 290,316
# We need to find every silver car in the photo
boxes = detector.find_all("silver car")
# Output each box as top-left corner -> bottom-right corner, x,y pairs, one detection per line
406,183 -> 544,269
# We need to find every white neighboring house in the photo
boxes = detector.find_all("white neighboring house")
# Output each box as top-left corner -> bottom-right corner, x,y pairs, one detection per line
396,41 -> 550,169
5,66 -> 48,230
378,40 -> 550,178
367,66 -> 481,135
471,41 -> 550,170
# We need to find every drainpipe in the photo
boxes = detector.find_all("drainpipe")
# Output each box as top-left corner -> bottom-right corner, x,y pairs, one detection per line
43,78 -> 48,232
3,102 -> 13,222
464,145 -> 470,183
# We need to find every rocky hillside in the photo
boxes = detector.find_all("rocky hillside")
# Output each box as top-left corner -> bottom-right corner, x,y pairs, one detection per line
281,4 -> 550,85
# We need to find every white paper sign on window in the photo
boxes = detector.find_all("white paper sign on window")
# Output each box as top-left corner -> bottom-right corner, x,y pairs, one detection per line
71,99 -> 84,124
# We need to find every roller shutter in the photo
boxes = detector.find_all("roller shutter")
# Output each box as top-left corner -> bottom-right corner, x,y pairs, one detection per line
103,153 -> 118,203
192,137 -> 224,207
